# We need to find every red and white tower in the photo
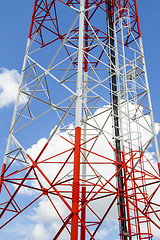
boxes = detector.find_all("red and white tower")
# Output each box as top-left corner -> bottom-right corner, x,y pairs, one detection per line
0,0 -> 160,239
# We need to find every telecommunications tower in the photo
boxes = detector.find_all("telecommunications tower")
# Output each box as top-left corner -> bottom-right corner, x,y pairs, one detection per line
0,0 -> 160,239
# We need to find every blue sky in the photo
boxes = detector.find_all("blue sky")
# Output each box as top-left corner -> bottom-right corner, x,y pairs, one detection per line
0,0 -> 160,239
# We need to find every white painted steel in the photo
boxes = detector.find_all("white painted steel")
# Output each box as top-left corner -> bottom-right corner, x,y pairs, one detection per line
139,37 -> 160,163
3,3 -> 159,186
75,0 -> 85,128
82,71 -> 87,182
1,3 -> 160,238
3,38 -> 31,164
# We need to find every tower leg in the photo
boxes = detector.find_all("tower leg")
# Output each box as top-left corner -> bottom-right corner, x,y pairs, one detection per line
71,127 -> 81,240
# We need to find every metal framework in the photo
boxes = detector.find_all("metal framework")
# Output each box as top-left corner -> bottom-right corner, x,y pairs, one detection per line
0,0 -> 160,239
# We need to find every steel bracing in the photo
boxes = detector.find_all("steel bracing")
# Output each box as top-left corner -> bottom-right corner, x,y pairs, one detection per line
0,0 -> 160,239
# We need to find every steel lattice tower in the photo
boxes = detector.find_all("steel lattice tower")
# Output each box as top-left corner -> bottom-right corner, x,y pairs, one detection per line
0,0 -> 160,239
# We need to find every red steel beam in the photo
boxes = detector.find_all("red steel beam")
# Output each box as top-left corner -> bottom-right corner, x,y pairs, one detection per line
71,126 -> 81,240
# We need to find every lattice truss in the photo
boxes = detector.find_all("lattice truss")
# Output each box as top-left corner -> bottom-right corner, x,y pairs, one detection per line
0,0 -> 160,239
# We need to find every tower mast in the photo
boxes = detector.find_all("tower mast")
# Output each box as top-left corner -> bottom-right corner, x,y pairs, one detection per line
0,1 -> 160,239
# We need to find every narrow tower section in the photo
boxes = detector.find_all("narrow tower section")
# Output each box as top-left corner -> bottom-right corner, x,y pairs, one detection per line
71,0 -> 84,238
0,1 -> 160,240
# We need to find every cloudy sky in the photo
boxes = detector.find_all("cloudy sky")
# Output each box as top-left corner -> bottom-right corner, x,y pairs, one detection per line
0,0 -> 160,239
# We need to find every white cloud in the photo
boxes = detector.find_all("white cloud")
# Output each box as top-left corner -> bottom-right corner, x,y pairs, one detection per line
31,197 -> 65,223
0,68 -> 23,108
3,102 -> 160,239
27,106 -> 160,239
96,228 -> 110,238
155,122 -> 160,135
32,223 -> 50,240
24,104 -> 160,239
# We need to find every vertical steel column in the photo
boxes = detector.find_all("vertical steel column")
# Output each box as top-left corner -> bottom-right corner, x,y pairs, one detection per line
134,0 -> 160,171
139,37 -> 160,171
107,1 -> 128,239
71,0 -> 85,238
80,0 -> 88,238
